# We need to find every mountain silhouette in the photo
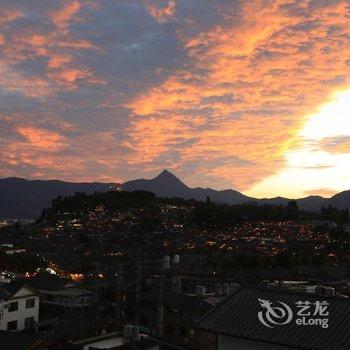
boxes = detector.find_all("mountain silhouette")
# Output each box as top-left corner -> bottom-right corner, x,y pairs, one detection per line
123,170 -> 190,198
330,190 -> 350,209
0,177 -> 111,219
123,169 -> 254,204
0,171 -> 349,219
124,170 -> 349,212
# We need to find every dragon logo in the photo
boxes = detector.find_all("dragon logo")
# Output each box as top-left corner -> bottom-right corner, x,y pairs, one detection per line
258,298 -> 293,328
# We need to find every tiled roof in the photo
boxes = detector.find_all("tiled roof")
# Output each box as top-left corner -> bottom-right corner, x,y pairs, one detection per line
112,337 -> 184,350
0,279 -> 38,301
195,286 -> 350,350
140,289 -> 215,310
27,272 -> 77,291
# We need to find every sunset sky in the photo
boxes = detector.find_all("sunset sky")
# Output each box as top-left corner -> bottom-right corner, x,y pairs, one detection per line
0,0 -> 349,198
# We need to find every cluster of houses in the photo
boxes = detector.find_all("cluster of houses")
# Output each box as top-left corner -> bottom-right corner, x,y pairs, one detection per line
1,263 -> 350,350
0,281 -> 39,332
0,273 -> 96,333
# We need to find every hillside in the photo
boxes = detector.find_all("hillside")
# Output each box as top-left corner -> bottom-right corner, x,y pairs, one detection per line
0,177 -> 111,219
0,170 -> 349,219
123,170 -> 254,204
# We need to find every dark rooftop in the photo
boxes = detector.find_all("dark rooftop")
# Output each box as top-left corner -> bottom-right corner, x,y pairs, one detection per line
140,289 -> 216,311
105,337 -> 185,350
0,279 -> 38,301
0,331 -> 41,350
27,272 -> 78,291
195,285 -> 350,350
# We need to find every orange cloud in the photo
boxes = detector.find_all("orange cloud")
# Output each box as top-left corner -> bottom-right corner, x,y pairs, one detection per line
17,127 -> 67,150
127,115 -> 204,164
48,68 -> 91,84
47,53 -> 72,69
49,1 -> 81,28
320,137 -> 350,154
1,1 -> 349,192
0,34 -> 5,46
0,70 -> 53,97
128,0 -> 350,190
0,1 -> 102,97
0,7 -> 22,24
144,0 -> 176,23
1,127 -> 126,182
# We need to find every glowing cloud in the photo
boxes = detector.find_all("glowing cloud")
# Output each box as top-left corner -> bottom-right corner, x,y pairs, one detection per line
301,90 -> 350,141
17,127 -> 67,150
0,0 -> 349,196
144,0 -> 176,23
248,90 -> 350,198
128,0 -> 350,191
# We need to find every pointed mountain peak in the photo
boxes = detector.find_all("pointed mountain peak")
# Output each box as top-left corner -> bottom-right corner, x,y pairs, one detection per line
157,169 -> 176,179
123,169 -> 189,195
155,169 -> 186,186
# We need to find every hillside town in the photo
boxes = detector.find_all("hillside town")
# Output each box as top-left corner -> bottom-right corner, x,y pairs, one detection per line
1,190 -> 350,349
1,0 -> 350,348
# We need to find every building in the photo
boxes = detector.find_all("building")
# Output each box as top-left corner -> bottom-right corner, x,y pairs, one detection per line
136,287 -> 223,349
0,280 -> 40,331
73,329 -> 184,350
0,220 -> 8,228
73,332 -> 124,349
24,273 -> 101,339
195,285 -> 350,350
0,243 -> 26,255
27,272 -> 96,308
0,331 -> 82,350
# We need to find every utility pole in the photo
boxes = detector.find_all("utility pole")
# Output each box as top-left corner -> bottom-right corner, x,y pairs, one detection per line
92,293 -> 98,336
157,259 -> 164,337
115,264 -> 123,330
80,303 -> 85,339
134,261 -> 141,324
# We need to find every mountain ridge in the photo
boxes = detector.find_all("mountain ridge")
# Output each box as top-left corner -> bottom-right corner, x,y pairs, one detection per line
0,177 -> 112,219
123,169 -> 349,212
0,170 -> 349,219
123,169 -> 254,204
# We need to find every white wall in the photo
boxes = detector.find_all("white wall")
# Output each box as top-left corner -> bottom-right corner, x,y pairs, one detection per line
0,286 -> 39,331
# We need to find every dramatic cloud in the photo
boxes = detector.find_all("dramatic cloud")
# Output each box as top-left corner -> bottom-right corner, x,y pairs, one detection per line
129,0 -> 350,190
0,0 -> 102,96
17,126 -> 67,150
0,0 -> 349,197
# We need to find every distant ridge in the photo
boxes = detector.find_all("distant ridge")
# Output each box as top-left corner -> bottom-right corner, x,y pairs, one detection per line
123,169 -> 254,204
123,170 -> 350,212
0,171 -> 349,219
0,177 -> 111,219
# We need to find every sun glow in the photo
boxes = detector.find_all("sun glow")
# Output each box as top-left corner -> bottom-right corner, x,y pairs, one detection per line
301,90 -> 350,140
247,89 -> 350,199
